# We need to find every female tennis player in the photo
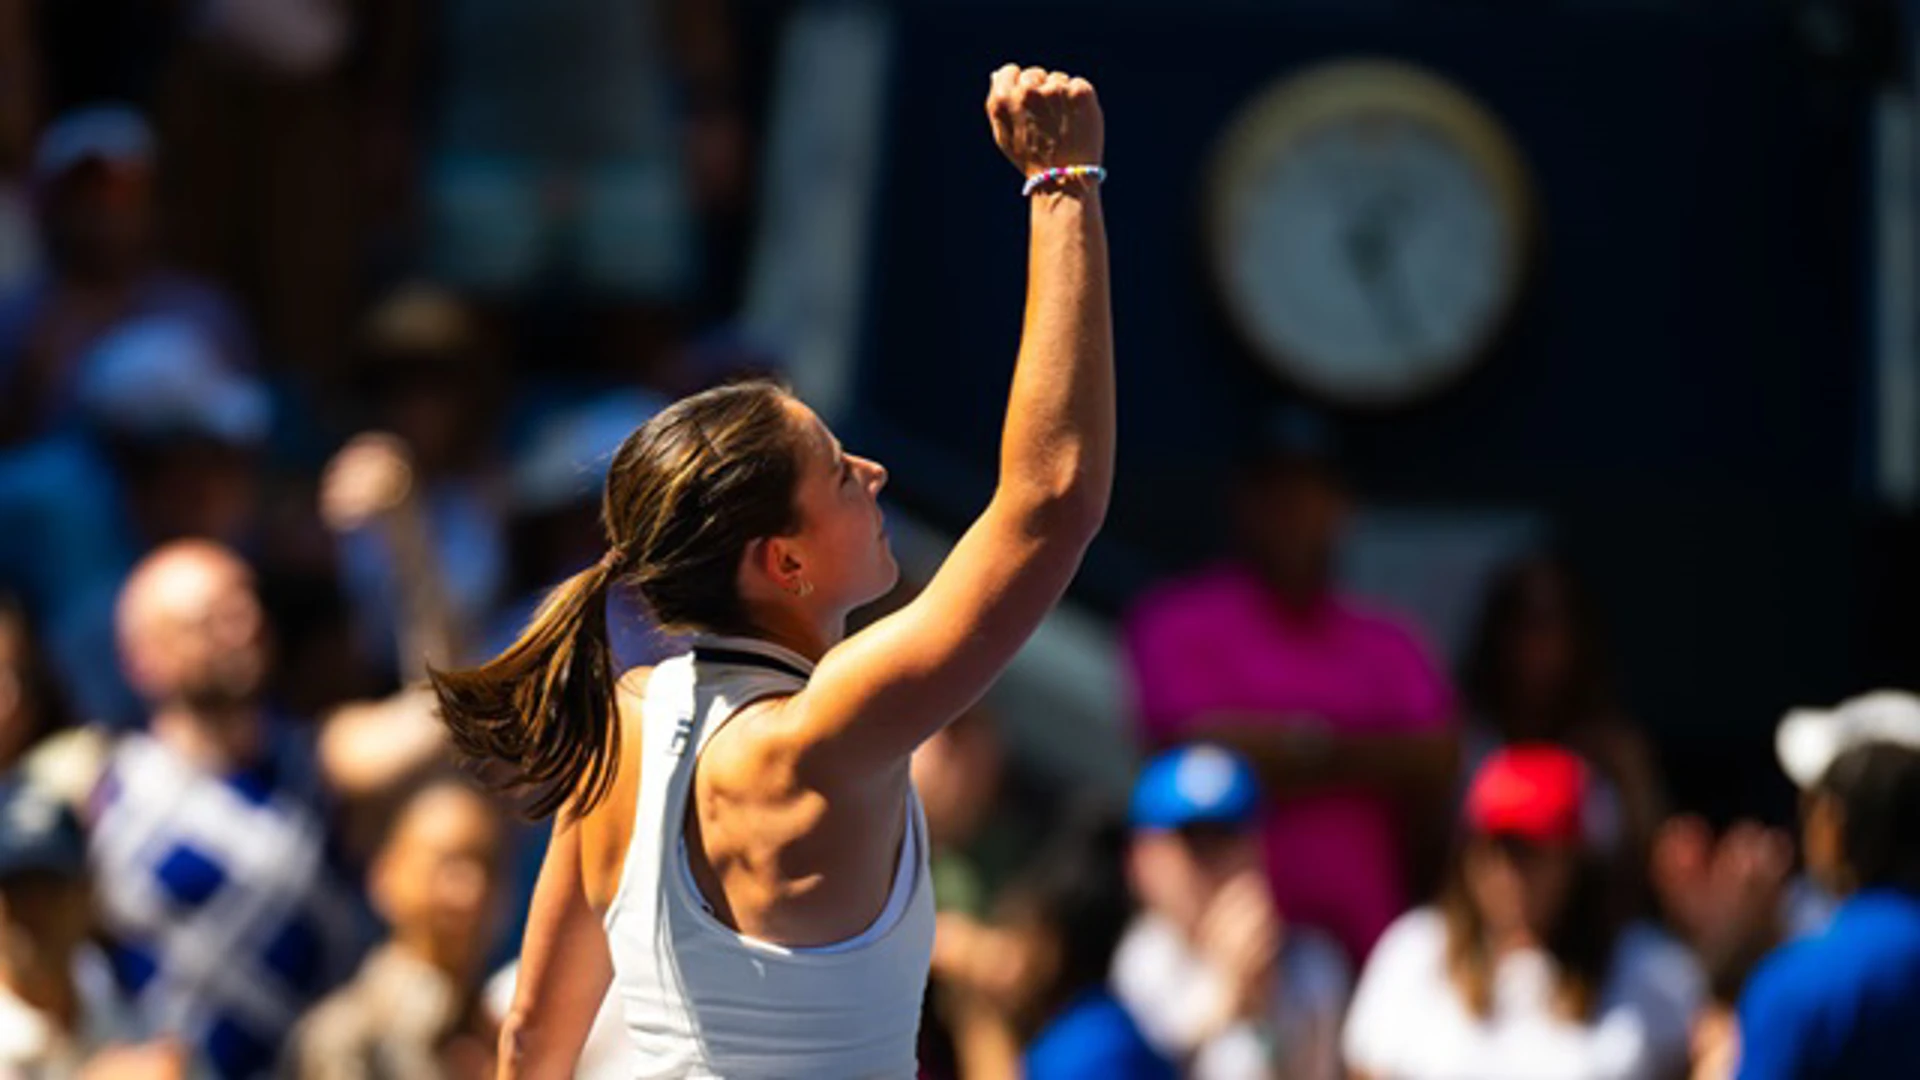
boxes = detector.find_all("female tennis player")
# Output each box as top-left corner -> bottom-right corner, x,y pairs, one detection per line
433,63 -> 1110,1078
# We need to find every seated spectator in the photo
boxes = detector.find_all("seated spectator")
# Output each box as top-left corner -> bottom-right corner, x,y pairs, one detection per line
0,106 -> 251,444
945,811 -> 1175,1080
1115,744 -> 1349,1080
1730,741 -> 1920,1080
1461,555 -> 1665,908
1658,690 -> 1920,1048
916,702 -> 1059,1079
1343,744 -> 1701,1080
0,778 -> 185,1078
90,542 -> 361,1079
1772,689 -> 1920,933
1122,408 -> 1456,963
287,773 -> 505,1080
0,312 -> 268,726
915,705 -> 1038,919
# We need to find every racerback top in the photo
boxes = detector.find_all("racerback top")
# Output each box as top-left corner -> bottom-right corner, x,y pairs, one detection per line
602,634 -> 935,1078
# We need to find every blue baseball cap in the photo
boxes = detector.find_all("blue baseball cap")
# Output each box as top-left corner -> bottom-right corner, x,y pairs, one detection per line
0,780 -> 86,882
1129,744 -> 1263,830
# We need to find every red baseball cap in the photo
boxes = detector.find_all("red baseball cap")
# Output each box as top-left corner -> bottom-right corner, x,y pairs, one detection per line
1465,744 -> 1590,847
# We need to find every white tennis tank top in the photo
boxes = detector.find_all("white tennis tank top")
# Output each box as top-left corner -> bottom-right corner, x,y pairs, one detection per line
602,634 -> 935,1078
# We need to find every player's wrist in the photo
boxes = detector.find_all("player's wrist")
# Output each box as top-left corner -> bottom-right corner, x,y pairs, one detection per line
1021,163 -> 1106,198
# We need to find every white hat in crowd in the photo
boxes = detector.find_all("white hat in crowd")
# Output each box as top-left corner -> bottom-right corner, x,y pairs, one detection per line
1776,690 -> 1920,790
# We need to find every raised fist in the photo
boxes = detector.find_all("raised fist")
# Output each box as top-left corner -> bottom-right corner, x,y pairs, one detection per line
319,432 -> 415,533
986,65 -> 1103,179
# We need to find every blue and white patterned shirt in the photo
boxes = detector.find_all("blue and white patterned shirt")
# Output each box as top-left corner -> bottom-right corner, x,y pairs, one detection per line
87,726 -> 364,1079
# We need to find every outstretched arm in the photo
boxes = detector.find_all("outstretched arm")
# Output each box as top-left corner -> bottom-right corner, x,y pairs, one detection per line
795,65 -> 1113,774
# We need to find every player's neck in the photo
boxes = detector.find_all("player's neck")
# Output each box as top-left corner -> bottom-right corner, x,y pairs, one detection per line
737,608 -> 845,666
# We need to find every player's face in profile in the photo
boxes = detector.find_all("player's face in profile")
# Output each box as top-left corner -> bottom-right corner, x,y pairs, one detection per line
782,401 -> 898,610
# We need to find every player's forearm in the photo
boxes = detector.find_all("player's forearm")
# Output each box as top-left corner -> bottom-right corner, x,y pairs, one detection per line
996,186 -> 1114,536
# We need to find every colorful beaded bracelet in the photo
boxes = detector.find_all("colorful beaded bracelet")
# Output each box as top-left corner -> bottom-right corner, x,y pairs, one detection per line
1021,164 -> 1107,197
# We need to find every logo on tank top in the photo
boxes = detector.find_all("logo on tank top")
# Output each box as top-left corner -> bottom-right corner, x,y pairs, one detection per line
669,715 -> 695,756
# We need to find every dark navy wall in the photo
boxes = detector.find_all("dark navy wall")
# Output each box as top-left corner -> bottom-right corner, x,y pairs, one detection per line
850,2 -> 1876,821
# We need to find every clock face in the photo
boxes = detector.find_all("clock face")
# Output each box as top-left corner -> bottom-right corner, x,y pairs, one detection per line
1209,62 -> 1533,406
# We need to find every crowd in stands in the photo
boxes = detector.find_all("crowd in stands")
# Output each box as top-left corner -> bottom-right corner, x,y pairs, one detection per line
1,5 -> 1919,1079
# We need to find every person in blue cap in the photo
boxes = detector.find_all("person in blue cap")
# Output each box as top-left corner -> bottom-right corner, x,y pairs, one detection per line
0,105 -> 252,445
1114,744 -> 1351,1080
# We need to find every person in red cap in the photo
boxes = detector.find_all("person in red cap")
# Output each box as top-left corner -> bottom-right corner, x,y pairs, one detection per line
1342,744 -> 1702,1080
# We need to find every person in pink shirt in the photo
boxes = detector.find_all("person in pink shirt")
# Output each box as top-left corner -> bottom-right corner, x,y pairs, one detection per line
1122,410 -> 1457,963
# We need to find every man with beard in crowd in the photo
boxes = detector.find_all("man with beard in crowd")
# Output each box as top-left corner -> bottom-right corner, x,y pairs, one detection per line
88,541 -> 361,1079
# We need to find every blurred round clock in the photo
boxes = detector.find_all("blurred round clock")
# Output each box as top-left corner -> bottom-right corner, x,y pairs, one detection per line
1206,60 -> 1534,407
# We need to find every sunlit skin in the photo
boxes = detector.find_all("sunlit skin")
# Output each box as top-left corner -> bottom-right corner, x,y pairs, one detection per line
1128,825 -> 1264,939
501,63 -> 1112,1077
115,541 -> 273,771
1464,835 -> 1578,950
372,783 -> 508,987
734,399 -> 898,662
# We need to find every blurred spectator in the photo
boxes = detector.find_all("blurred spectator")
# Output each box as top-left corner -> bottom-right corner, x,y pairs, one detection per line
400,0 -> 745,382
916,702 -> 1058,1079
0,778 -> 185,1079
946,811 -> 1175,1080
1114,745 -> 1349,1080
1723,746 -> 1920,1078
0,313 -> 267,725
1122,408 -> 1456,962
914,704 -> 1055,921
1461,555 -> 1665,906
0,106 -> 252,445
1653,690 -> 1920,1025
1772,689 -> 1920,933
324,285 -> 511,682
1650,815 -> 1794,1014
90,542 -> 361,1079
1342,745 -> 1701,1080
287,773 -> 504,1080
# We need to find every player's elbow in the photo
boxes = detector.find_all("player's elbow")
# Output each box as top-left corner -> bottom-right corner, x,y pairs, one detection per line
495,1008 -> 561,1080
496,1009 -> 530,1080
1007,462 -> 1110,544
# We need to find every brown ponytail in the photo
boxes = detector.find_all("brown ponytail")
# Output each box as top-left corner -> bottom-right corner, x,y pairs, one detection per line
429,558 -> 621,820
431,380 -> 806,819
